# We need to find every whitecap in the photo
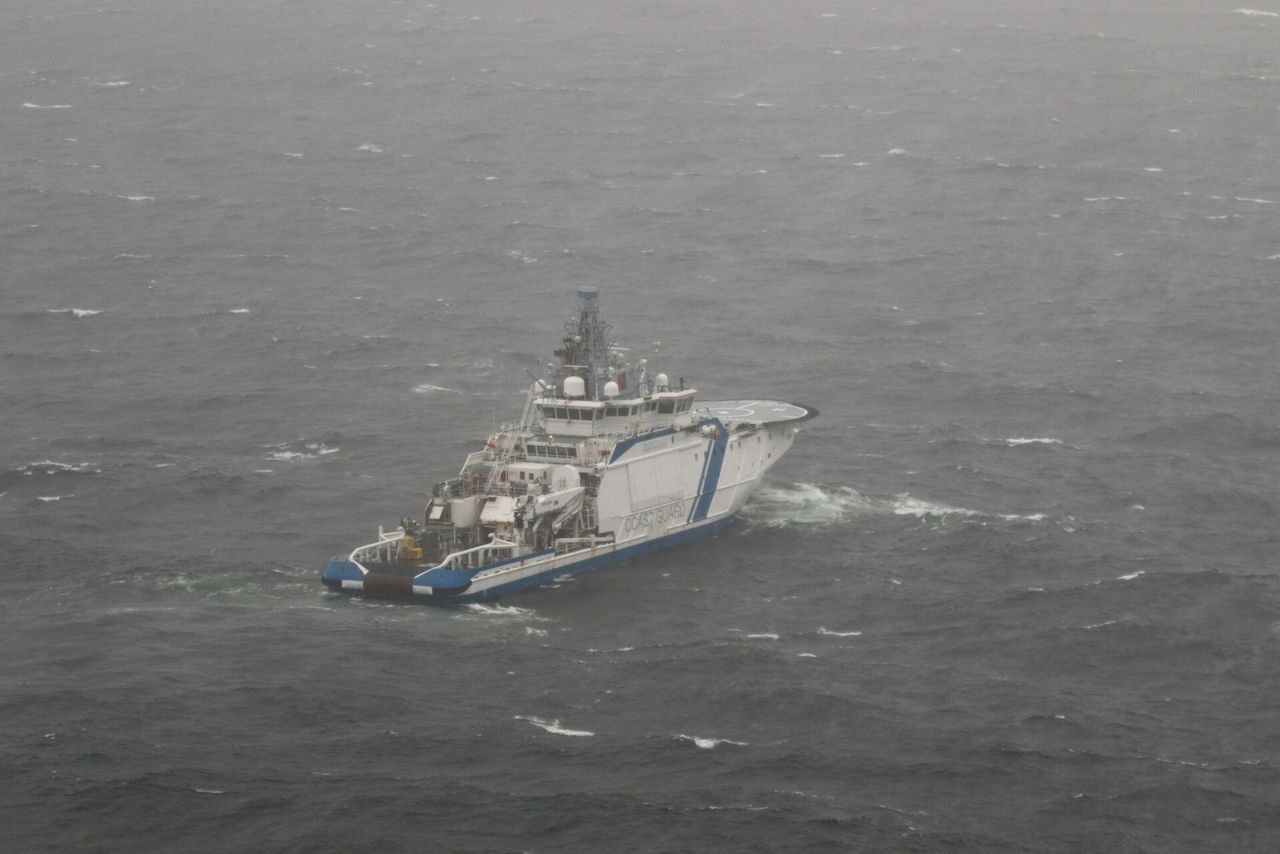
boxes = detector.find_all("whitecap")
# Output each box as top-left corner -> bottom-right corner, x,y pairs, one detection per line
818,627 -> 862,637
228,308 -> 250,314
1143,167 -> 1163,172
740,482 -> 876,528
20,460 -> 99,475
117,195 -> 155,202
411,383 -> 461,394
818,153 -> 846,158
1082,620 -> 1118,629
677,734 -> 748,749
267,442 -> 339,462
1234,8 -> 1279,16
887,147 -> 907,155
1004,437 -> 1062,446
95,80 -> 132,87
515,715 -> 593,737
23,102 -> 71,109
1234,196 -> 1276,204
892,495 -> 982,518
797,652 -> 818,658
47,308 -> 100,318
357,143 -> 382,153
1117,571 -> 1145,581
746,632 -> 779,640
525,626 -> 548,637
38,496 -> 64,502
999,512 -> 1047,522
464,603 -> 541,619
193,788 -> 226,794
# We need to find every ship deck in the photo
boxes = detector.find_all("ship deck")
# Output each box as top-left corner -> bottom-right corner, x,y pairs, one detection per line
700,400 -> 818,426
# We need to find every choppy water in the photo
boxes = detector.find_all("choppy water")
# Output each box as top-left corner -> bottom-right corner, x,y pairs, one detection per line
3,1 -> 1279,851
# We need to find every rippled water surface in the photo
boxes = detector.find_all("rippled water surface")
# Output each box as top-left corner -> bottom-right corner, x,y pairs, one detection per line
3,1 -> 1278,851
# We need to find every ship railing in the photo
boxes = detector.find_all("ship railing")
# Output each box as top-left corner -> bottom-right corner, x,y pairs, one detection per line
348,527 -> 408,566
554,535 -> 613,556
439,537 -> 521,571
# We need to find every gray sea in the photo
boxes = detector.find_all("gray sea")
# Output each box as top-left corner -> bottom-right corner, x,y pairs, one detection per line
3,1 -> 1279,851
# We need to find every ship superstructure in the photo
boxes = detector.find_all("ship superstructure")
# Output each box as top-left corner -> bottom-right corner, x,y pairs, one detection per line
322,288 -> 816,602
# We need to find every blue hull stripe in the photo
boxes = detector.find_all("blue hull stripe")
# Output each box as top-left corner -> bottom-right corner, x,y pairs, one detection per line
687,436 -> 714,523
690,419 -> 727,522
608,426 -> 678,463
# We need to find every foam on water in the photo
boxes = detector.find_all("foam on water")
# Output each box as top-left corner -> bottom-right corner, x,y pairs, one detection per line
677,734 -> 748,749
818,627 -> 862,637
267,442 -> 339,462
462,603 -> 543,620
18,460 -> 100,475
515,715 -> 594,737
1004,437 -> 1062,446
892,495 -> 983,518
742,483 -> 1045,528
412,383 -> 461,394
46,308 -> 100,318
1235,8 -> 1279,16
740,483 -> 877,528
22,102 -> 72,109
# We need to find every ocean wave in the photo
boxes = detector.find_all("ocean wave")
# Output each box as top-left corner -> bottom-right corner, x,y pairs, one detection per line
1235,8 -> 1279,17
16,460 -> 100,476
892,495 -> 982,518
411,383 -> 461,394
676,734 -> 748,749
462,603 -> 543,620
739,483 -> 876,528
1003,437 -> 1062,446
46,308 -> 100,318
741,483 -> 1046,528
266,441 -> 339,462
817,627 -> 862,637
515,715 -> 593,737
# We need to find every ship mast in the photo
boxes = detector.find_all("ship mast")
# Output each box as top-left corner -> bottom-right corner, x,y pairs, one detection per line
553,287 -> 614,400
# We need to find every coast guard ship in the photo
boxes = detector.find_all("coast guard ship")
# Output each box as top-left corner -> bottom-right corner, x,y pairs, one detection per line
322,288 -> 816,603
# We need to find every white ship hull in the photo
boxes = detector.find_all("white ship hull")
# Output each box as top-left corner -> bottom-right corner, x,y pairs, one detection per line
325,418 -> 801,603
322,289 -> 815,604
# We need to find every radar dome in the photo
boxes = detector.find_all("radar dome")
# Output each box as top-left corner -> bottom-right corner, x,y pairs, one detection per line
656,373 -> 670,390
603,381 -> 620,398
563,376 -> 586,398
